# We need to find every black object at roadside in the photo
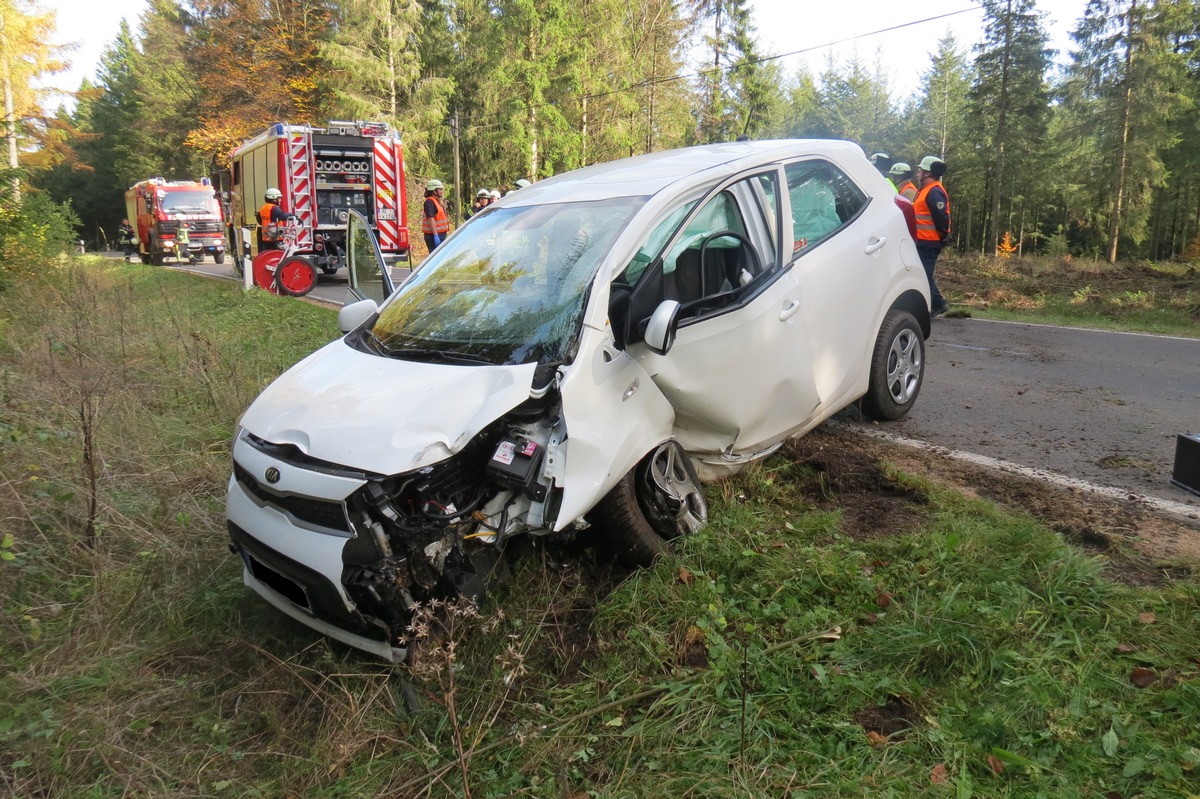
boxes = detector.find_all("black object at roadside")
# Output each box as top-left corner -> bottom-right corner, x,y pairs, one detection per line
1171,433 -> 1200,497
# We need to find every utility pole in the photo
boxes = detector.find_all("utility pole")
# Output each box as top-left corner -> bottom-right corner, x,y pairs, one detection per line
451,108 -> 462,223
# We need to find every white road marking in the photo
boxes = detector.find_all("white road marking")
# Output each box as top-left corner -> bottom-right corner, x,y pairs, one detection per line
850,425 -> 1200,521
965,316 -> 1200,343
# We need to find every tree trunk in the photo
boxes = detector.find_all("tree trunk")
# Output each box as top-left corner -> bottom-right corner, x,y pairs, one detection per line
988,0 -> 1014,257
1107,0 -> 1137,265
1,7 -> 20,203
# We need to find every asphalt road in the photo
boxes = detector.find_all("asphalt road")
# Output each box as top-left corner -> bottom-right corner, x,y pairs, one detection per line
889,317 -> 1200,511
126,254 -> 1200,511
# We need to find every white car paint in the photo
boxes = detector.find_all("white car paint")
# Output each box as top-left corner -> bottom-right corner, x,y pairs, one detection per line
226,139 -> 932,660
238,342 -> 538,476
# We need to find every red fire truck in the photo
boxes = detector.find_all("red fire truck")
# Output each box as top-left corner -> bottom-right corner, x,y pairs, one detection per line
125,178 -> 226,265
228,120 -> 409,294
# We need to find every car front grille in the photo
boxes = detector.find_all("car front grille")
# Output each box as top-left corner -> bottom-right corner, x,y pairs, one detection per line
233,462 -> 352,533
161,220 -> 222,234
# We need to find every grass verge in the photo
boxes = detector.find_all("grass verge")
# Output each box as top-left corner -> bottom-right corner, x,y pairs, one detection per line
1,259 -> 1197,798
938,254 -> 1200,337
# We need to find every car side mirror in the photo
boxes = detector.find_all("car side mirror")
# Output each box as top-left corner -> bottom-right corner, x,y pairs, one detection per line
644,300 -> 681,355
338,298 -> 378,333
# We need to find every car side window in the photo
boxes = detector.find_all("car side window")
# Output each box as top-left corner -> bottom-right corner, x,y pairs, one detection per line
617,202 -> 696,287
664,173 -> 779,317
785,160 -> 867,257
614,172 -> 781,345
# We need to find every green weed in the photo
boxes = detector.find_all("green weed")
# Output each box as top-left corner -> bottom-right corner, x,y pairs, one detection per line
1,261 -> 1198,798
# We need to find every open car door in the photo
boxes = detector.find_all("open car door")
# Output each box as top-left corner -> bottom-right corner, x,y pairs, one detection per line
346,209 -> 394,304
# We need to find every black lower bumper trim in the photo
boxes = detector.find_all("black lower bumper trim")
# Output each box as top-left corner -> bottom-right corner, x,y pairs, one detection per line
227,521 -> 390,643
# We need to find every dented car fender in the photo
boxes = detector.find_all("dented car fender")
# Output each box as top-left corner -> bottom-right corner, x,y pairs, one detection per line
555,323 -> 676,530
237,341 -> 539,475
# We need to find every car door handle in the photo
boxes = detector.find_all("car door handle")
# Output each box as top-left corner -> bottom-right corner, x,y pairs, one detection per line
864,236 -> 887,255
779,298 -> 801,321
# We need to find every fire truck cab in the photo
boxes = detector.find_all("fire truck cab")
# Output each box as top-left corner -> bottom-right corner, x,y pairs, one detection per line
228,121 -> 409,278
125,178 -> 226,266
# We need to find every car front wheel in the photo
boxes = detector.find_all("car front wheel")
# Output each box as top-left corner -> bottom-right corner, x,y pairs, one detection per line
593,440 -> 707,566
861,309 -> 924,421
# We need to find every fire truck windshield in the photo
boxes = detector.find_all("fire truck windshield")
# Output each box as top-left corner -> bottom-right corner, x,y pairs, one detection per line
161,190 -> 219,215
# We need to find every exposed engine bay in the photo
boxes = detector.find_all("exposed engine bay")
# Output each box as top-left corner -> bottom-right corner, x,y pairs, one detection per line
229,389 -> 569,653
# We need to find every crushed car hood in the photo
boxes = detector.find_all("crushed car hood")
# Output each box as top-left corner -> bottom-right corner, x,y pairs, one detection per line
238,340 -> 539,475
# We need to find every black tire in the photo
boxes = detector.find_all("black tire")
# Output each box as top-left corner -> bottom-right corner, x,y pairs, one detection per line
214,251 -> 226,265
861,309 -> 925,421
139,253 -> 150,265
150,251 -> 164,266
592,441 -> 707,566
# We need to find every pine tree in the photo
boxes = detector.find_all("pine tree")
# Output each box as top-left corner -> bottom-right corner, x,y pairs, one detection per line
780,66 -> 821,137
1064,0 -> 1188,262
725,0 -> 784,140
968,0 -> 1052,257
903,33 -> 973,248
321,0 -> 423,126
812,51 -> 899,146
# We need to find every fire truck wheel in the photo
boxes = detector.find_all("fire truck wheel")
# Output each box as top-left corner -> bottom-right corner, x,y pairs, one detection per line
151,251 -> 165,266
139,253 -> 150,265
251,250 -> 284,294
276,256 -> 318,297
214,251 -> 226,265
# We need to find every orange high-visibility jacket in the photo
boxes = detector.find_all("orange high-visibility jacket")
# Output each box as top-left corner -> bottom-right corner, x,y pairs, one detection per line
421,196 -> 449,235
258,202 -> 282,241
913,181 -> 950,243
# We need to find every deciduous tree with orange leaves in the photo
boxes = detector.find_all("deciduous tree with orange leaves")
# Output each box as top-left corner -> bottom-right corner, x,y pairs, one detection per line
180,0 -> 333,168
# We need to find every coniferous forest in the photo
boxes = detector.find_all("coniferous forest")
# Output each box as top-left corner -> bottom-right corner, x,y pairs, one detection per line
4,0 -> 1200,264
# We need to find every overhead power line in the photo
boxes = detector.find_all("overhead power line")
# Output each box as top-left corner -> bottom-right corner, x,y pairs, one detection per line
456,5 -> 983,129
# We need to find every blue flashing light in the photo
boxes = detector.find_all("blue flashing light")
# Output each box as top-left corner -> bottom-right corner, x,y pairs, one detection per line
270,123 -> 285,136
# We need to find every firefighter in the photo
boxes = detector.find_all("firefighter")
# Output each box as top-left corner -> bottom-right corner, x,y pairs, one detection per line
869,153 -> 897,192
913,156 -> 952,317
118,218 -> 137,262
421,179 -> 449,251
506,178 -> 532,196
467,188 -> 491,218
176,221 -> 190,260
257,188 -> 289,251
889,163 -> 918,201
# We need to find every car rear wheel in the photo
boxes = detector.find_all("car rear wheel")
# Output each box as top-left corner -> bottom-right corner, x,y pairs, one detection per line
861,309 -> 924,421
593,440 -> 707,566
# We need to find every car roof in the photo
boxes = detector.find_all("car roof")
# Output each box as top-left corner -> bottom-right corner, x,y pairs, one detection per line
500,139 -> 867,205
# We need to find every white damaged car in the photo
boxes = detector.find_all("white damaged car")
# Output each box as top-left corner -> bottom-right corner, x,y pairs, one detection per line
225,140 -> 931,661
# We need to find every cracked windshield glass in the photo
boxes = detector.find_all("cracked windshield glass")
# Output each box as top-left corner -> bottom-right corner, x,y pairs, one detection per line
370,198 -> 643,365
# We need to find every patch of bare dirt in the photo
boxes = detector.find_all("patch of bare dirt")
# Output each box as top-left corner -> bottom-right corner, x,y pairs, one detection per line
796,425 -> 1200,584
779,436 -> 930,541
855,694 -> 917,740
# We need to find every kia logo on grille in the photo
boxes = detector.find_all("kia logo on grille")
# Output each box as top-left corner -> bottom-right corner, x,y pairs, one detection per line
264,467 -> 281,484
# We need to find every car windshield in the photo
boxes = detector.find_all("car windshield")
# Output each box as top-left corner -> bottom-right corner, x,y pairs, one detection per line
368,198 -> 644,365
162,190 -> 218,214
